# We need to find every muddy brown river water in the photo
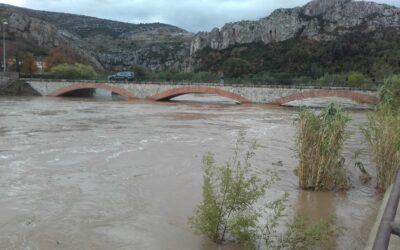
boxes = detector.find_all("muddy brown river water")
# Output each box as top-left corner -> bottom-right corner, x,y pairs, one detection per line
0,95 -> 381,250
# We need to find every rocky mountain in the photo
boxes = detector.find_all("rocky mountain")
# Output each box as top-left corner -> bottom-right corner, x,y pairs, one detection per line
0,3 -> 192,72
1,0 -> 399,77
190,0 -> 400,55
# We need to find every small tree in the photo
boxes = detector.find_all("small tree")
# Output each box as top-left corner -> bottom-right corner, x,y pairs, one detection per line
189,130 -> 287,249
20,53 -> 38,75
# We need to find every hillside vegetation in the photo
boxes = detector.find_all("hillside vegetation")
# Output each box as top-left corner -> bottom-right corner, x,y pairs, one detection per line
192,28 -> 400,82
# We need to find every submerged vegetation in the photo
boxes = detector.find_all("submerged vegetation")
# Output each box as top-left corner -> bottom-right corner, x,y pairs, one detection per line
277,215 -> 343,250
362,75 -> 400,191
189,130 -> 287,249
296,104 -> 350,191
190,130 -> 345,249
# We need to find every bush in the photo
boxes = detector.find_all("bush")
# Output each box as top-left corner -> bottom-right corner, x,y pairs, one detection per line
222,58 -> 251,78
48,63 -> 97,79
189,130 -> 287,249
347,71 -> 365,87
296,103 -> 350,191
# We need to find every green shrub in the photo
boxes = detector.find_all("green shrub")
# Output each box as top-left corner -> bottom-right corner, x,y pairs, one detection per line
296,103 -> 350,191
347,71 -> 365,87
189,130 -> 287,249
48,63 -> 97,79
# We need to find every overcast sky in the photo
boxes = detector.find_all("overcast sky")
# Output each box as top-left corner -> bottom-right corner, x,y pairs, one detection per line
1,0 -> 399,32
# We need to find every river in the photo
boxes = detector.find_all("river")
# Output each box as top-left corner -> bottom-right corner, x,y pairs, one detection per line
0,95 -> 380,250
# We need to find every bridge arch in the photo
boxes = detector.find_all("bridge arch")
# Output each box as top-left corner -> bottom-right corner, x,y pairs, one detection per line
149,86 -> 251,104
269,89 -> 379,105
48,83 -> 137,99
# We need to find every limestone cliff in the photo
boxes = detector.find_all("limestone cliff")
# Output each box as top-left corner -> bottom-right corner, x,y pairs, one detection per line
1,0 -> 399,73
6,11 -> 104,70
0,3 -> 192,72
190,0 -> 400,56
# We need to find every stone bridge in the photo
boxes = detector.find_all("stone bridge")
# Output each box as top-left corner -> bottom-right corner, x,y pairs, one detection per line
27,80 -> 379,105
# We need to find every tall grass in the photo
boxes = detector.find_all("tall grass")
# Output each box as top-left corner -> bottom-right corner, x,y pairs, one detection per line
296,104 -> 350,191
361,75 -> 400,192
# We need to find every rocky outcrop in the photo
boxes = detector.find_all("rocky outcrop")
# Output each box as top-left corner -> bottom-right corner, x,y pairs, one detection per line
6,10 -> 105,70
86,29 -> 193,71
8,12 -> 62,49
0,3 -> 191,72
190,0 -> 400,55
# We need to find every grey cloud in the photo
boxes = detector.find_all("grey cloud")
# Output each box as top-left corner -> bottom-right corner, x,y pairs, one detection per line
6,0 -> 400,32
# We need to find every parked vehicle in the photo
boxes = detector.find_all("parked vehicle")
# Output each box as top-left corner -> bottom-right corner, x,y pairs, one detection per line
108,71 -> 135,81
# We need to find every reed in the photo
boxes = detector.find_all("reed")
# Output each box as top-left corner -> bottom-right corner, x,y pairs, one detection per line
361,76 -> 400,192
296,103 -> 350,191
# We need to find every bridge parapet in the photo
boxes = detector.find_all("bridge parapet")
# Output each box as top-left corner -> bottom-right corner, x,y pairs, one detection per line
26,80 -> 379,105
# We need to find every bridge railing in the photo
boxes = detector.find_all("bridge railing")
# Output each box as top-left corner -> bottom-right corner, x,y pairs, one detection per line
22,78 -> 379,91
372,170 -> 400,249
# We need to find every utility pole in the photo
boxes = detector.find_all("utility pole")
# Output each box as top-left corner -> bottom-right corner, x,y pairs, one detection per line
3,21 -> 8,72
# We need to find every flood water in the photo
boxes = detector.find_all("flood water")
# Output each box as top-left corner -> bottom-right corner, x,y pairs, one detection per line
0,95 -> 381,250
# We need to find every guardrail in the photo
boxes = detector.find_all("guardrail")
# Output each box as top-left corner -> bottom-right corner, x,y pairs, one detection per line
373,171 -> 400,250
21,78 -> 379,91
